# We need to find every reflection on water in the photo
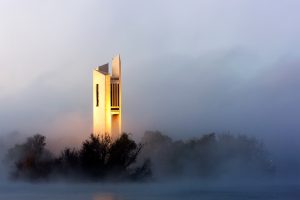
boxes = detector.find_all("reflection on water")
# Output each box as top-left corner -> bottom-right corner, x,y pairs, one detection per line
93,194 -> 120,200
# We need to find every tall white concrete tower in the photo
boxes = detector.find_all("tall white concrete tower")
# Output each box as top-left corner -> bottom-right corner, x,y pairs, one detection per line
93,55 -> 122,140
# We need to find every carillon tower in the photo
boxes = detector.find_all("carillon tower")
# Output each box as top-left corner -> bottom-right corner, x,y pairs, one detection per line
93,55 -> 122,140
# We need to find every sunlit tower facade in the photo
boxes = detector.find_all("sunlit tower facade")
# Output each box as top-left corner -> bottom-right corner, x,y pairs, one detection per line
93,55 -> 122,140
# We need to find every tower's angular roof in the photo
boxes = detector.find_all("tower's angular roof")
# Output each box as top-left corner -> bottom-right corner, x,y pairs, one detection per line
96,63 -> 109,75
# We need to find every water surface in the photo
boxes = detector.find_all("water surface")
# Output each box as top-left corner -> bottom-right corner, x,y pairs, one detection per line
0,181 -> 299,200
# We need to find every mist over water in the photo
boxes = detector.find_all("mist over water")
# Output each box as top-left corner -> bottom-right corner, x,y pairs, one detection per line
0,180 -> 300,200
0,130 -> 300,200
0,0 -> 300,199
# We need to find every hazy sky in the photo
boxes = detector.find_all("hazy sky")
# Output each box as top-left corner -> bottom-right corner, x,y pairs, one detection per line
0,0 -> 300,149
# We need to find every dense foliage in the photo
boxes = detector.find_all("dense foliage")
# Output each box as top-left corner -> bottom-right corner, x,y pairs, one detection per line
5,133 -> 151,181
4,131 -> 275,181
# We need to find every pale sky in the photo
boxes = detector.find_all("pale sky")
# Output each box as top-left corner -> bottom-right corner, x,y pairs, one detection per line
0,0 -> 300,150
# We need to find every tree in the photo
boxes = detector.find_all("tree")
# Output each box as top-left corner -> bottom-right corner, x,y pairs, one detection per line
79,134 -> 110,178
5,133 -> 152,181
107,134 -> 141,171
56,147 -> 80,177
5,134 -> 53,180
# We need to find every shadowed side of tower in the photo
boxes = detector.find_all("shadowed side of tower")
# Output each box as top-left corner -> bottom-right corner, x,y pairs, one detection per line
93,55 -> 122,140
111,55 -> 122,139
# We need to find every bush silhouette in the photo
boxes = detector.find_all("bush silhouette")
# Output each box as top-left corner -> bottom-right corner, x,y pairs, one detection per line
5,134 -> 54,180
77,133 -> 149,180
56,147 -> 80,177
140,131 -> 275,179
5,131 -> 274,181
79,134 -> 110,178
107,134 -> 141,170
5,133 -> 151,181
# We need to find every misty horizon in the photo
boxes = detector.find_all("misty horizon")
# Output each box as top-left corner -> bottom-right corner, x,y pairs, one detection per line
0,1 -> 299,142
0,1 -> 300,199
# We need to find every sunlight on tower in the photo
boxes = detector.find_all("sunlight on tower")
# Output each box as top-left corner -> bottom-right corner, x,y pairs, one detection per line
93,55 -> 122,140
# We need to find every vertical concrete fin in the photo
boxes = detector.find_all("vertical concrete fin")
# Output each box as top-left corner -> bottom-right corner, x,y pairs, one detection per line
112,55 -> 121,78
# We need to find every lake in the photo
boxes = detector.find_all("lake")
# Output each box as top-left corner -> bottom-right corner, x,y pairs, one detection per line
0,180 -> 299,200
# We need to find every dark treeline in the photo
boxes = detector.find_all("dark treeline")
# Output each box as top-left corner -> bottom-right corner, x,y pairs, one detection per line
139,131 -> 275,179
4,131 -> 275,182
4,133 -> 151,181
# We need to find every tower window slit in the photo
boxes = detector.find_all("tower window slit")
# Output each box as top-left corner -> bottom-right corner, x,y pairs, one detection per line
96,84 -> 99,107
115,84 -> 117,106
110,84 -> 112,106
110,83 -> 120,107
115,84 -> 116,106
111,84 -> 113,106
113,84 -> 115,106
117,84 -> 119,106
112,84 -> 114,106
114,84 -> 117,106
